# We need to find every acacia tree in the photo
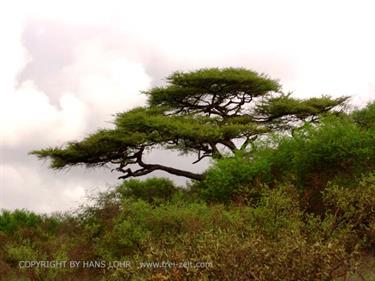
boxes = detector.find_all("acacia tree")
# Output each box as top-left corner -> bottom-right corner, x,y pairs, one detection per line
32,68 -> 347,181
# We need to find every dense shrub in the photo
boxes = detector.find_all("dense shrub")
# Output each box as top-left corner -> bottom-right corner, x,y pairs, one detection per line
352,101 -> 375,129
323,173 -> 375,252
116,177 -> 179,204
199,106 -> 375,204
1,182 -> 373,280
275,116 -> 375,185
0,209 -> 42,234
198,149 -> 274,202
93,186 -> 361,281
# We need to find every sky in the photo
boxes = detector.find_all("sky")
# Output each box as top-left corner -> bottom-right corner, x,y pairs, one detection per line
0,0 -> 374,213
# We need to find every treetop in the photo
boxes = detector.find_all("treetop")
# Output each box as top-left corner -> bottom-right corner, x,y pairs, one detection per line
146,67 -> 281,118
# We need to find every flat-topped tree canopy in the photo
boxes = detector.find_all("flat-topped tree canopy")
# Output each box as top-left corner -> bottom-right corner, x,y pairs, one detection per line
146,68 -> 281,118
31,67 -> 348,181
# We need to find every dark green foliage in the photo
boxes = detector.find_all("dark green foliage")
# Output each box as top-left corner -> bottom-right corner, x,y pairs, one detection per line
255,94 -> 348,128
352,101 -> 375,129
0,210 -> 41,234
116,177 -> 178,203
147,68 -> 281,114
272,116 -> 375,186
200,104 -> 375,203
198,150 -> 273,202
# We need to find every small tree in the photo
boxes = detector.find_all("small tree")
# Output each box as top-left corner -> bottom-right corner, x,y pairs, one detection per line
31,68 -> 347,181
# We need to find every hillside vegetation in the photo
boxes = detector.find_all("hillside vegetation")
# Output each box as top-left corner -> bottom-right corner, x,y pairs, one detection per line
1,102 -> 374,280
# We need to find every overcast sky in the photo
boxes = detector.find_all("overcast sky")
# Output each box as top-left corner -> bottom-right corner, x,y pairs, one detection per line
1,0 -> 374,213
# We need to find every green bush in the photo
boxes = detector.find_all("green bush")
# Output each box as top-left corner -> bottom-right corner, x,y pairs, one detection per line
199,107 -> 375,204
274,116 -> 375,185
323,173 -> 375,252
117,177 -> 179,204
198,149 -> 273,202
352,101 -> 375,129
0,210 -> 41,234
0,181 -> 371,280
104,186 -> 359,281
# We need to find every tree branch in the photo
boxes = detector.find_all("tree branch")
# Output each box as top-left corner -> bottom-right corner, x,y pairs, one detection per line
117,146 -> 205,181
220,139 -> 238,152
240,135 -> 257,151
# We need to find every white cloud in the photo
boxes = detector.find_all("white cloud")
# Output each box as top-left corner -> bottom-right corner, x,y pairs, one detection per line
62,185 -> 86,202
0,27 -> 151,147
0,81 -> 89,146
0,162 -> 112,213
61,39 -> 150,126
